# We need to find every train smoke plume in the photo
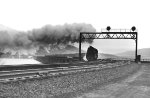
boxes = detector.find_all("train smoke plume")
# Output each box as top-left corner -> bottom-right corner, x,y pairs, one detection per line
0,31 -> 32,49
0,23 -> 96,49
28,23 -> 96,45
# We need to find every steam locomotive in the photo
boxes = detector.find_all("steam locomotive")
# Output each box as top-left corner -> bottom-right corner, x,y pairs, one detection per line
35,46 -> 98,64
35,53 -> 85,64
86,46 -> 98,61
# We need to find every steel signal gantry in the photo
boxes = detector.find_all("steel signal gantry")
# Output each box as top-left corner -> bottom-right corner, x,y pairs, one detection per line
79,28 -> 138,62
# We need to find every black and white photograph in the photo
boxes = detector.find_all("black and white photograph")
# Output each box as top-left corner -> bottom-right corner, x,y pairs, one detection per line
0,0 -> 150,98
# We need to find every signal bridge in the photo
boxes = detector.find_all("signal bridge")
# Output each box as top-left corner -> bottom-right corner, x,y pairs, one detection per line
81,29 -> 137,39
79,27 -> 138,62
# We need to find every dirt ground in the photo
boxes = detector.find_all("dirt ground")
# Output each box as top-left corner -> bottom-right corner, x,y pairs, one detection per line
75,63 -> 150,98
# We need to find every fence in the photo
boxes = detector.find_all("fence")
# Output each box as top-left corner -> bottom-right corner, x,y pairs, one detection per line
106,58 -> 150,63
141,59 -> 150,63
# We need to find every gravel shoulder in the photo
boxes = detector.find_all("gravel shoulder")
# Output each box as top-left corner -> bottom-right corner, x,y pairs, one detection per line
77,63 -> 150,98
0,62 -> 140,98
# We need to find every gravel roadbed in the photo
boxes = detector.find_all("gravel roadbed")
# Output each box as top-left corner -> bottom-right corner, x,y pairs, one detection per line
0,63 -> 140,98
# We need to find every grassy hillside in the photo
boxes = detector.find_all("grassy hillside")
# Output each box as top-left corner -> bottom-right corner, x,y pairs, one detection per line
116,48 -> 150,59
98,53 -> 120,59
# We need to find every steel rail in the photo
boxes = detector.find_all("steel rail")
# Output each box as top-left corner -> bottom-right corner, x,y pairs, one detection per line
0,65 -> 103,82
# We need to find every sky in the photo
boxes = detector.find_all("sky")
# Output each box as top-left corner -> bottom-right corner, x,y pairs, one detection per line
0,0 -> 149,54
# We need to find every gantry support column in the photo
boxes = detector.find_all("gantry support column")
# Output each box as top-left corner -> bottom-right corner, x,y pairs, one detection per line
135,32 -> 138,62
79,33 -> 82,61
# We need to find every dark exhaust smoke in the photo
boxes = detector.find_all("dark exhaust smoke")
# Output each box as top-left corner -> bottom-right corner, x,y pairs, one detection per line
28,23 -> 96,45
0,23 -> 96,49
0,31 -> 13,47
13,32 -> 32,48
0,31 -> 32,49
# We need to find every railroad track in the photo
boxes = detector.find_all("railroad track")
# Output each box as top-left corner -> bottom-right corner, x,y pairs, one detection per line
0,64 -> 104,82
0,59 -> 131,82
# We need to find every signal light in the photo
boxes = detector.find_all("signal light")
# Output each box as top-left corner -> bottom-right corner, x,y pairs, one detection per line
131,26 -> 136,31
106,26 -> 111,31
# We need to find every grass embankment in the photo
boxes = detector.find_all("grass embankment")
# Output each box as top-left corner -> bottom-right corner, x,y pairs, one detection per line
0,62 -> 140,98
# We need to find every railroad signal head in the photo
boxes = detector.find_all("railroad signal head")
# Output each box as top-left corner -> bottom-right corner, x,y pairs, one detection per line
106,26 -> 111,31
131,26 -> 136,31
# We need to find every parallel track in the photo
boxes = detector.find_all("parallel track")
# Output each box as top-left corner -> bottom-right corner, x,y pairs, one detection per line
0,59 -> 132,82
0,64 -> 104,82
